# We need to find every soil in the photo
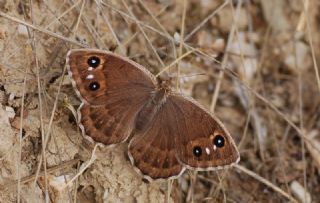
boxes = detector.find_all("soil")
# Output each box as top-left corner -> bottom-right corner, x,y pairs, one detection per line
0,0 -> 319,202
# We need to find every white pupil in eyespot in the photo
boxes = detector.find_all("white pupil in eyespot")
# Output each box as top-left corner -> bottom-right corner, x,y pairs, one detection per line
86,74 -> 94,79
213,145 -> 217,151
205,147 -> 210,155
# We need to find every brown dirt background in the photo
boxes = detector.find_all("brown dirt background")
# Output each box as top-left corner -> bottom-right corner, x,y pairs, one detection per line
0,0 -> 320,202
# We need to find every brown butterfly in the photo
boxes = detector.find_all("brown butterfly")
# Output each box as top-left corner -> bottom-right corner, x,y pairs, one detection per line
66,49 -> 240,181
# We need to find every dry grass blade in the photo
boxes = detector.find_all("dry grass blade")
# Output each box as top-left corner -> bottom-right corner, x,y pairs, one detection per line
94,0 -> 126,54
235,165 -> 299,203
184,0 -> 229,41
4,159 -> 80,190
121,0 -> 165,67
176,0 -> 187,90
0,11 -> 87,47
44,0 -> 81,30
210,0 -> 241,112
27,2 -> 49,199
16,40 -> 28,203
155,50 -> 195,78
302,0 -> 320,92
60,145 -> 98,191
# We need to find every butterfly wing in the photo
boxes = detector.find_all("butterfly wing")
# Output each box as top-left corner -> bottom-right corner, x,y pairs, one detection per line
67,49 -> 156,105
128,92 -> 239,180
128,99 -> 185,180
169,94 -> 240,169
67,49 -> 157,145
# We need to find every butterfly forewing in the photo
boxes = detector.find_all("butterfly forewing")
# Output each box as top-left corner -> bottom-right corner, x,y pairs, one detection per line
67,49 -> 157,145
67,49 -> 157,105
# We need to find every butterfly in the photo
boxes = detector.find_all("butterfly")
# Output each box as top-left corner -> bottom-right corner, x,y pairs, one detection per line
66,49 -> 240,181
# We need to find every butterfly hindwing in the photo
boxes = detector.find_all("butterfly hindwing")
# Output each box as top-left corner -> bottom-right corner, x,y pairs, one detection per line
128,97 -> 185,180
128,93 -> 239,179
168,94 -> 240,169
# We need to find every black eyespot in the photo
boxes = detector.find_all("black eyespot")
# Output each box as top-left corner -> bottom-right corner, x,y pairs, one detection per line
87,56 -> 100,68
193,146 -> 202,157
88,82 -> 100,91
214,135 -> 225,148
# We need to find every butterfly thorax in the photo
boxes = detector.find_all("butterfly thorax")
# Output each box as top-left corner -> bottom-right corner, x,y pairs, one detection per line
157,74 -> 174,90
134,87 -> 170,132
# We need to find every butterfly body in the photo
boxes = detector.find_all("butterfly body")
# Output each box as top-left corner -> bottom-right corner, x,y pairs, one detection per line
67,49 -> 239,180
135,87 -> 169,131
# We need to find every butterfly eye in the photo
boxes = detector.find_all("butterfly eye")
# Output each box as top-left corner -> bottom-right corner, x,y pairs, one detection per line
213,135 -> 225,148
88,82 -> 100,91
87,56 -> 100,68
193,146 -> 202,157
